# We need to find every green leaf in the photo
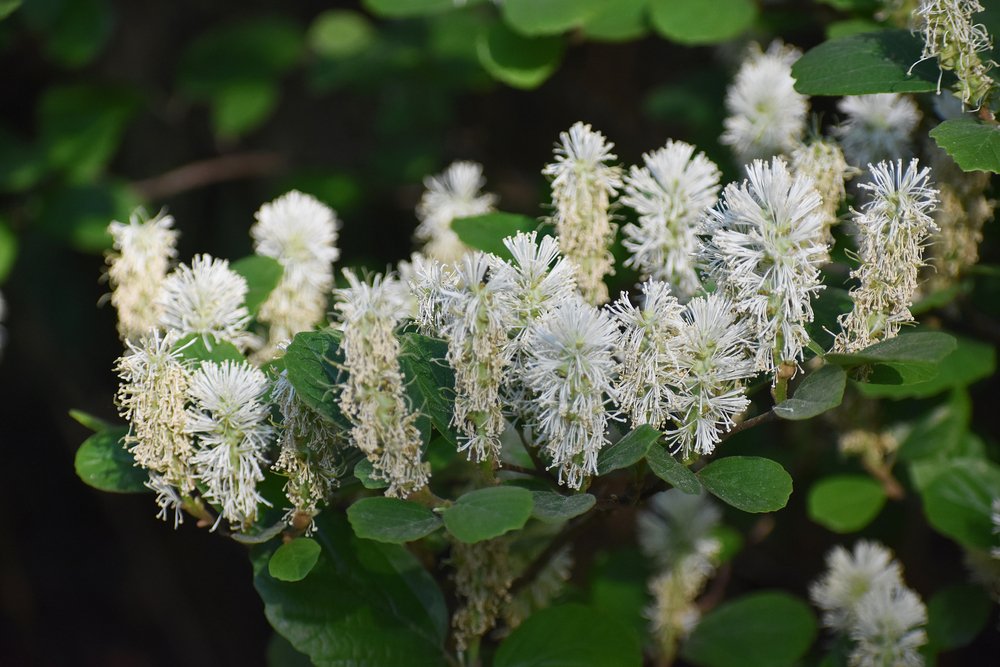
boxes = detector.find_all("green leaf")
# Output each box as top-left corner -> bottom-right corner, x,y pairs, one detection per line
531,491 -> 596,523
210,81 -> 279,138
253,513 -> 449,666
792,30 -> 940,96
698,456 -> 793,513
24,0 -> 113,67
681,591 -> 817,667
826,19 -> 883,40
355,459 -> 389,489
929,117 -> 1000,173
807,475 -> 887,533
284,329 -> 351,429
74,428 -> 149,493
451,212 -> 538,260
0,221 -> 17,280
0,127 -> 45,193
922,458 -> 1000,551
774,365 -> 847,420
0,1 -> 21,21
649,0 -> 757,45
477,23 -> 564,90
397,332 -> 457,443
363,0 -> 475,18
347,497 -> 443,543
442,486 -> 534,543
824,332 -> 956,367
308,10 -> 375,60
898,389 -> 971,462
494,603 -> 642,667
38,181 -> 141,253
173,333 -> 245,366
856,336 -> 994,399
597,424 -> 660,475
646,445 -> 701,495
231,255 -> 284,317
267,634 -> 313,667
582,0 -> 648,42
69,409 -> 113,433
926,583 -> 992,651
502,0 -> 610,37
268,538 -> 322,582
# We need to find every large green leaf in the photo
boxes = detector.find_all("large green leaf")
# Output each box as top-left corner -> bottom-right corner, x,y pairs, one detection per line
929,118 -> 1000,174
347,497 -> 443,543
441,486 -> 534,543
681,592 -> 817,667
698,456 -> 793,513
807,475 -> 887,533
268,538 -> 322,582
74,427 -> 149,493
926,583 -> 993,651
824,332 -> 956,377
397,332 -> 457,443
898,389 -> 971,463
231,255 -> 284,317
283,329 -> 351,429
502,0 -> 610,37
531,491 -> 595,523
253,514 -> 449,666
477,23 -> 564,90
921,458 -> 1000,551
646,445 -> 701,495
596,424 -> 660,475
856,336 -> 994,399
494,603 -> 642,667
792,30 -> 940,95
774,365 -> 846,420
649,0 -> 757,45
451,212 -> 538,260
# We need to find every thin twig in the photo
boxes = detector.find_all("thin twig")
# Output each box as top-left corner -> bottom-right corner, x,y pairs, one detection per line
131,152 -> 287,200
719,409 -> 777,443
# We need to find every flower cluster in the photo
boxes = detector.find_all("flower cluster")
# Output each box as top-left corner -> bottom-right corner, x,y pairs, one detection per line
916,0 -> 995,108
416,161 -> 498,262
159,254 -> 251,348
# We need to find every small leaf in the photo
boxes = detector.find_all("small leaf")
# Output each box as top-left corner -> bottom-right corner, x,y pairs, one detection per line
268,538 -> 322,582
930,118 -> 1000,173
75,428 -> 149,494
308,10 -> 375,60
210,81 -> 279,138
597,425 -> 660,475
354,458 -> 389,489
231,255 -> 284,317
922,458 -> 1000,550
824,332 -> 956,367
173,333 -> 245,366
646,445 -> 701,495
774,365 -> 847,420
698,456 -> 793,513
681,592 -> 817,667
502,0 -> 610,37
792,30 -> 940,96
451,212 -> 538,259
807,475 -> 887,533
347,497 -> 443,543
648,0 -> 757,45
69,409 -> 113,433
531,491 -> 596,523
442,486 -> 534,543
926,583 -> 992,651
477,23 -> 564,90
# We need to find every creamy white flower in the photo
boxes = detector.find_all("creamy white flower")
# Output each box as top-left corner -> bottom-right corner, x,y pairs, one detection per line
701,157 -> 828,374
835,160 -> 939,352
790,139 -> 853,246
159,254 -> 250,347
916,0 -> 994,107
721,41 -> 808,163
186,360 -> 273,529
810,540 -> 904,632
252,191 -> 340,356
543,122 -> 622,305
849,584 -> 928,667
146,471 -> 185,529
621,141 -> 720,299
416,161 -> 498,262
834,94 -> 921,168
106,209 -> 178,341
411,255 -> 459,335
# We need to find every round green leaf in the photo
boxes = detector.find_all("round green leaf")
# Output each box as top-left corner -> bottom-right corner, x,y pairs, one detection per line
451,212 -> 538,260
347,497 -> 443,543
502,0 -> 610,37
210,81 -> 279,138
774,365 -> 847,421
807,475 -> 887,533
268,538 -> 322,582
442,486 -> 534,543
354,458 -> 389,490
681,591 -> 817,667
74,428 -> 149,494
308,10 -> 375,60
596,424 -> 660,475
531,491 -> 595,523
477,23 -> 564,90
922,458 -> 1000,550
698,456 -> 793,513
649,0 -> 757,45
926,583 -> 992,651
494,603 -> 642,667
929,118 -> 1000,174
231,255 -> 284,317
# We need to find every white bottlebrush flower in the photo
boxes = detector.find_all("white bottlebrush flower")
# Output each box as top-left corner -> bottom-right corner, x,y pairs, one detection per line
834,94 -> 921,168
610,280 -> 685,431
701,157 -> 828,375
186,360 -> 274,529
159,254 -> 251,347
335,270 -> 429,497
810,540 -> 904,632
915,0 -> 994,107
416,161 -> 498,262
721,41 -> 808,164
835,160 -> 939,352
790,139 -> 852,244
666,294 -> 755,458
449,537 -> 513,651
522,297 -> 619,489
621,140 -> 721,299
849,584 -> 928,667
106,209 -> 178,341
410,254 -> 460,335
251,191 -> 341,356
543,122 -> 623,305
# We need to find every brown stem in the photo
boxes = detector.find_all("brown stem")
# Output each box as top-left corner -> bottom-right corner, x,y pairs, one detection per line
719,410 -> 777,443
131,152 -> 286,200
863,461 -> 905,500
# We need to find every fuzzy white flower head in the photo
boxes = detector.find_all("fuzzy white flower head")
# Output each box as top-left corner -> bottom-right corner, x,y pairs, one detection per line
522,297 -> 619,489
187,360 -> 273,529
410,254 -> 459,335
621,141 -> 721,299
849,584 -> 928,667
106,209 -> 179,341
916,0 -> 994,107
721,41 -> 808,163
834,94 -> 922,168
543,122 -> 623,305
810,540 -> 904,632
790,139 -> 853,244
701,157 -> 828,375
159,254 -> 250,347
416,161 -> 498,262
252,190 -> 341,354
835,159 -> 939,352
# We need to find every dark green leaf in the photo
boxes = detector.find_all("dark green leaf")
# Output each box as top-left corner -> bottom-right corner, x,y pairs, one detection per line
231,255 -> 284,317
266,634 -> 313,667
597,424 -> 660,475
826,19 -> 883,40
824,332 -> 956,367
363,0 -> 476,18
926,583 -> 992,651
451,212 -> 538,259
355,458 -> 389,490
582,0 -> 648,42
268,538 -> 322,582
26,0 -> 113,67
792,30 -> 940,95
0,127 -> 45,193
898,389 -> 971,463
807,475 -> 887,533
646,445 -> 701,495
494,603 -> 642,667
347,497 -> 443,543
477,23 -> 564,90
308,10 -> 375,60
210,81 -> 279,138
502,0 -> 610,37
930,117 -> 1000,173
531,491 -> 595,523
856,337 -> 994,399
74,428 -> 149,493
682,592 -> 817,667
649,0 -> 757,45
397,332 -> 457,442
284,329 -> 351,429
0,1 -> 20,21
698,456 -> 793,513
774,365 -> 847,420
922,458 -> 1000,550
38,181 -> 141,253
442,486 -> 534,543
0,221 -> 17,281
587,549 -> 651,639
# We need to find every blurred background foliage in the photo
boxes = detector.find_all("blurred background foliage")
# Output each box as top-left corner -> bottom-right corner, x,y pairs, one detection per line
1,0 -> 998,665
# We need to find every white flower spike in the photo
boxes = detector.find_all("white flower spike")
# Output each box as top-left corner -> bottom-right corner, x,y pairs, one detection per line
834,94 -> 921,168
416,161 -> 498,262
159,254 -> 251,348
